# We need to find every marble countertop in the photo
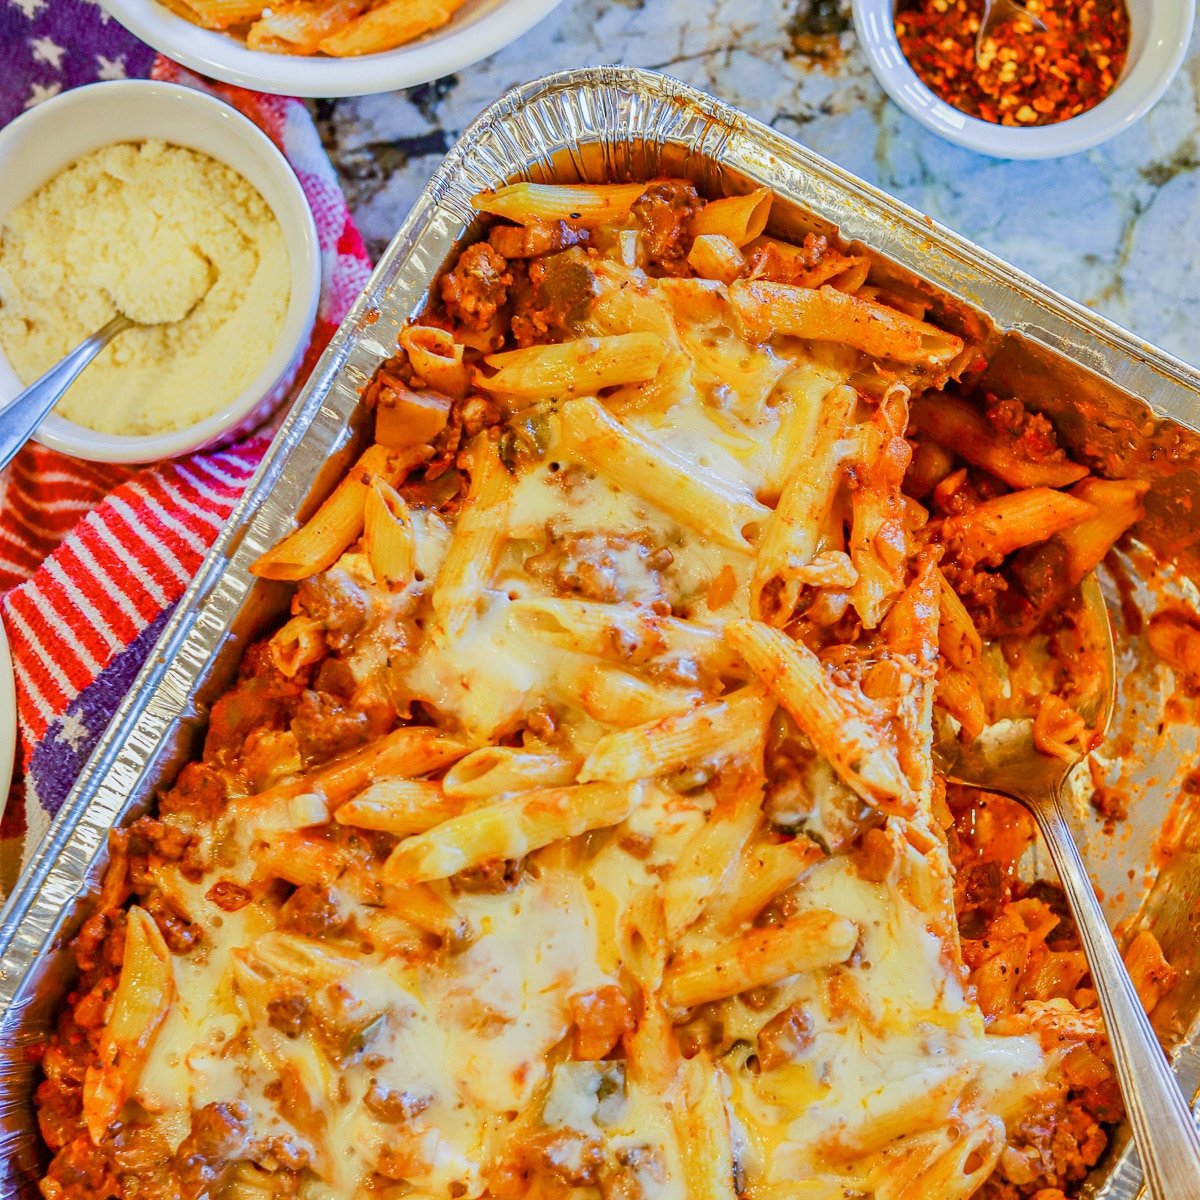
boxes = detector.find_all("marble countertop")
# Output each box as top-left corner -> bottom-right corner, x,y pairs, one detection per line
314,0 -> 1200,368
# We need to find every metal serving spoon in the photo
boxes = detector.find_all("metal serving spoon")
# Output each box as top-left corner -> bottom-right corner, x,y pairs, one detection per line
937,574 -> 1200,1197
0,313 -> 135,471
976,0 -> 1047,60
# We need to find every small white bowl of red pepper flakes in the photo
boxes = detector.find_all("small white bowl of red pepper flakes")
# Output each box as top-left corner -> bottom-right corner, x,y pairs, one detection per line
853,0 -> 1193,158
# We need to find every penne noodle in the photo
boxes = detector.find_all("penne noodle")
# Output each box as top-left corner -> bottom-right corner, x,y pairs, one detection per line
383,882 -> 468,944
83,907 -> 174,1143
400,324 -> 470,398
430,433 -> 515,641
579,687 -> 775,785
477,332 -> 667,398
661,778 -> 763,939
935,666 -> 987,740
664,909 -> 858,1008
752,380 -> 856,625
382,781 -> 645,884
335,779 -> 465,836
1012,476 -> 1148,610
941,487 -> 1097,566
759,361 -> 850,503
730,279 -> 964,367
178,0 -> 265,29
572,662 -> 703,728
936,566 -> 982,669
690,187 -> 773,247
441,746 -> 580,798
677,1052 -> 739,1200
374,384 -> 450,450
363,475 -> 416,588
872,1118 -> 1003,1200
268,614 -> 326,678
250,443 -> 416,582
909,393 -> 1088,490
320,0 -> 462,54
827,1064 -> 973,1158
560,396 -> 769,551
507,596 -> 744,677
880,554 -> 940,805
687,233 -> 746,285
241,726 -> 470,814
248,932 -> 366,986
255,832 -> 347,887
472,182 -> 649,227
246,0 -> 366,51
847,387 -> 912,630
709,836 -> 823,935
726,619 -> 915,815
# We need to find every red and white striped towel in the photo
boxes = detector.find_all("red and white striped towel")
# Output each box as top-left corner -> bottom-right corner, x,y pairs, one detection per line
0,60 -> 373,891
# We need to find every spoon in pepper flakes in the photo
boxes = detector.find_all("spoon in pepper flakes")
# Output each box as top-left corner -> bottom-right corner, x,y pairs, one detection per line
975,0 -> 1047,62
935,574 -> 1200,1199
0,270 -> 211,470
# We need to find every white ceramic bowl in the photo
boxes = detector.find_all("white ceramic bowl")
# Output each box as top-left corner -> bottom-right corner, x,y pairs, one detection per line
853,0 -> 1194,159
0,80 -> 321,464
100,0 -> 566,98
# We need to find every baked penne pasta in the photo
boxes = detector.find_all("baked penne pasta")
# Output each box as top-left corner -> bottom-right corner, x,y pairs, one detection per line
440,746 -> 580,798
363,475 -> 416,587
730,279 -> 964,367
245,0 -> 366,52
400,323 -> 471,397
559,395 -> 769,551
477,332 -> 667,398
319,0 -> 462,55
471,181 -> 649,227
752,379 -> 856,624
689,186 -> 773,247
507,595 -> 743,676
82,906 -> 174,1142
727,618 -> 915,815
941,486 -> 1097,566
44,178 -> 1150,1200
579,687 -> 774,784
383,781 -> 645,883
175,0 -> 265,29
334,778 -> 464,835
250,443 -> 415,581
664,909 -> 859,1008
687,233 -> 746,284
429,432 -> 515,641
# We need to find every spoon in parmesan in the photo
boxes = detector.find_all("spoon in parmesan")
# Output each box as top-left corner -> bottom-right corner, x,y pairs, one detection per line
0,274 -> 208,468
0,314 -> 139,469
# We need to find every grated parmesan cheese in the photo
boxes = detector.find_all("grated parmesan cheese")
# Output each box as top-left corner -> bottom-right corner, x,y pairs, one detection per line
0,139 -> 290,437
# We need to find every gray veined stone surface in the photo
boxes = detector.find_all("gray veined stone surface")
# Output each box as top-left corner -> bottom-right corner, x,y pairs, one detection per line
312,0 -> 1200,367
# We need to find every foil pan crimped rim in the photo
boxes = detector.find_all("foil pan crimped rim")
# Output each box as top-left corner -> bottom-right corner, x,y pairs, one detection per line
2,66 -> 1197,1199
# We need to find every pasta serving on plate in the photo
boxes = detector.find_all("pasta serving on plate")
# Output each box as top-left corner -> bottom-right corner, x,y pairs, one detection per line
33,179 -> 1175,1200
163,0 -> 464,59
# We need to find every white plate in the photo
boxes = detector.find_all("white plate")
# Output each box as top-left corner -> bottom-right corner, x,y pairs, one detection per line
0,81 -> 321,463
99,0 -> 567,98
0,620 -> 16,812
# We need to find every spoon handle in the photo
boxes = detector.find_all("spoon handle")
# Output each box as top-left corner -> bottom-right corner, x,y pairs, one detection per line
1033,788 -> 1200,1197
0,314 -> 134,471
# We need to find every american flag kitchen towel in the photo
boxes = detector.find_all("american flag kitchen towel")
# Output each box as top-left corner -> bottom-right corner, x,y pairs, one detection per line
0,20 -> 374,891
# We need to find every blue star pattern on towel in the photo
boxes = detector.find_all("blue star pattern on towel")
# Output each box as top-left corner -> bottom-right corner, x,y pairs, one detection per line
0,0 -> 155,127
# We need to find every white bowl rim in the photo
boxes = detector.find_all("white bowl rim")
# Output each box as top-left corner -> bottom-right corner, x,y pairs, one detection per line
0,79 -> 322,464
853,0 -> 1195,159
98,0 -> 568,99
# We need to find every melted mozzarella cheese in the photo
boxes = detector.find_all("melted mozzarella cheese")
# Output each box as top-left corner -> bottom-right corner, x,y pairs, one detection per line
121,245 -> 1059,1200
716,856 -> 1044,1183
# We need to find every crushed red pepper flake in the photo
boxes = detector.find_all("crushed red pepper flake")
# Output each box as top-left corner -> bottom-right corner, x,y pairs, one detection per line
894,0 -> 1130,127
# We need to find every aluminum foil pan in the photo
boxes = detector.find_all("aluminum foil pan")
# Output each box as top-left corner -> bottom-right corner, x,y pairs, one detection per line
2,66 -> 1199,1199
